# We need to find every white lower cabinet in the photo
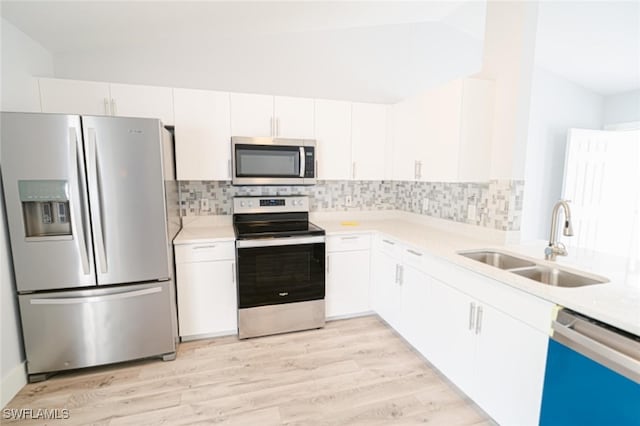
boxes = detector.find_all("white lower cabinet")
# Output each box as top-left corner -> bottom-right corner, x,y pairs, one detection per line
175,242 -> 237,339
326,234 -> 371,318
473,303 -> 549,426
371,237 -> 403,330
370,239 -> 553,426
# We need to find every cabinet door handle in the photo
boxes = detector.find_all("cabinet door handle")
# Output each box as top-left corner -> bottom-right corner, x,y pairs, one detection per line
394,264 -> 399,283
407,249 -> 422,257
231,262 -> 235,283
110,99 -> 117,116
276,118 -> 280,137
398,265 -> 404,286
468,302 -> 476,331
193,245 -> 216,250
340,236 -> 359,240
103,98 -> 110,115
475,306 -> 483,335
270,117 -> 274,136
382,239 -> 395,246
352,162 -> 356,179
326,255 -> 330,274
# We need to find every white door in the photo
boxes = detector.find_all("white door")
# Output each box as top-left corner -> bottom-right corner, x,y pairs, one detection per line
314,99 -> 353,180
473,304 -> 548,426
426,278 -> 477,396
326,250 -> 371,318
562,128 -> 640,259
273,96 -> 315,139
391,98 -> 422,181
372,251 -> 402,329
176,260 -> 237,337
174,88 -> 231,181
420,79 -> 462,182
108,83 -> 175,125
398,265 -> 430,354
351,102 -> 387,180
229,93 -> 274,137
39,78 -> 111,116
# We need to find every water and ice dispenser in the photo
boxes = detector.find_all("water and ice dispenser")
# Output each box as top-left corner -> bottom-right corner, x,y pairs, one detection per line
19,180 -> 71,239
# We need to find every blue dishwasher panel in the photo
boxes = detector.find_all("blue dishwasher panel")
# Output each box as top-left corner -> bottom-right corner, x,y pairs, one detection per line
540,339 -> 640,426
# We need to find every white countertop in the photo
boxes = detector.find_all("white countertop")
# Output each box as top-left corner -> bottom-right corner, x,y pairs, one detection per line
174,212 -> 640,335
173,216 -> 235,245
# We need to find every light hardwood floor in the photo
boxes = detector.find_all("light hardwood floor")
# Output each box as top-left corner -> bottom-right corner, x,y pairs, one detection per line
4,315 -> 492,425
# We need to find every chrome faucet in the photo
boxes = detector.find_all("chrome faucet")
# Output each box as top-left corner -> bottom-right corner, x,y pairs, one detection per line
545,200 -> 574,261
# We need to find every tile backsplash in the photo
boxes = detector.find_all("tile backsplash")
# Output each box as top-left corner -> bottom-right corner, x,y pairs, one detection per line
179,180 -> 524,231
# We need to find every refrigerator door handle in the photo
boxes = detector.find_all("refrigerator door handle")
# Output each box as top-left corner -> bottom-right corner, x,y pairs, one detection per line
68,128 -> 90,275
30,286 -> 162,305
87,128 -> 108,274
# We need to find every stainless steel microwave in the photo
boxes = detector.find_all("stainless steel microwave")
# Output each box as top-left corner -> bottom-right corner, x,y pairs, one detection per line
231,136 -> 316,185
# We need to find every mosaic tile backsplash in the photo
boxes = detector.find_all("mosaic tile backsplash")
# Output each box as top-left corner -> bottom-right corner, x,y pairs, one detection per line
179,180 -> 525,231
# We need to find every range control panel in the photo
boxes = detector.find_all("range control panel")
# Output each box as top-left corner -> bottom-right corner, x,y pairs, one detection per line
233,196 -> 309,214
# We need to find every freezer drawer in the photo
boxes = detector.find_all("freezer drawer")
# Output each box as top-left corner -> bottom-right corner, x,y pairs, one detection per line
19,281 -> 176,379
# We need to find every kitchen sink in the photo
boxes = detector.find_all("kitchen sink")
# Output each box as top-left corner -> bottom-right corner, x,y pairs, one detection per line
457,249 -> 608,288
459,250 -> 536,269
510,265 -> 608,287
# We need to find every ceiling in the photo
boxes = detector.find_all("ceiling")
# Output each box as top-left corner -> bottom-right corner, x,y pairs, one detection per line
1,1 -> 637,101
0,1 -> 486,103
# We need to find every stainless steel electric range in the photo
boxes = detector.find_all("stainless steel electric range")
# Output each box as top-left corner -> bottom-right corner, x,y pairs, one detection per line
233,196 -> 326,339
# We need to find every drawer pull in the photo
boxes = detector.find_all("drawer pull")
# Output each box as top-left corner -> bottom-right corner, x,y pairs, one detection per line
382,239 -> 395,245
279,292 -> 289,297
193,245 -> 217,250
340,236 -> 359,240
407,249 -> 423,257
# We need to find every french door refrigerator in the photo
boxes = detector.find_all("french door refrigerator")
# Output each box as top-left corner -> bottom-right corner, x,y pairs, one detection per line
0,112 -> 180,382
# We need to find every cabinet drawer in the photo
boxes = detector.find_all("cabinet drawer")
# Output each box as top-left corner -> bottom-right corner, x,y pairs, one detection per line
375,234 -> 403,259
402,246 -> 427,270
327,234 -> 371,252
175,241 -> 235,263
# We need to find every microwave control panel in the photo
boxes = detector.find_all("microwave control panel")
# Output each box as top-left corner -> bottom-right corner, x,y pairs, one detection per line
304,147 -> 315,178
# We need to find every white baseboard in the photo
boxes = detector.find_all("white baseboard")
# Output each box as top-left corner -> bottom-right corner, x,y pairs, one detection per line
1,361 -> 26,408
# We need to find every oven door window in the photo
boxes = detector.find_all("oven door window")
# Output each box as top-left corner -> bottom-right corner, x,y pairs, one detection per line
235,144 -> 301,178
237,243 -> 325,308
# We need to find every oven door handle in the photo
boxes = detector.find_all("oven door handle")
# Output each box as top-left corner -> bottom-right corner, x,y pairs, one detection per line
237,235 -> 325,248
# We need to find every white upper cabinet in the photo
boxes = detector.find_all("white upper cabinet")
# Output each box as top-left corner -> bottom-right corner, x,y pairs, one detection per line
39,78 -> 111,116
314,99 -> 352,180
229,92 -> 274,137
457,79 -> 494,182
351,102 -> 388,180
40,78 -> 175,125
391,78 -> 494,182
273,96 -> 315,139
108,83 -> 175,125
173,88 -> 231,181
229,93 -> 314,138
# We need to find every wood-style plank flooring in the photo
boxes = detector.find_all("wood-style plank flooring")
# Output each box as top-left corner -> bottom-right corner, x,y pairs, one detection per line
4,315 -> 492,425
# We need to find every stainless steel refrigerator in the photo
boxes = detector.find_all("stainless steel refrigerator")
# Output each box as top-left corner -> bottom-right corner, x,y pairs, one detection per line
0,112 -> 180,382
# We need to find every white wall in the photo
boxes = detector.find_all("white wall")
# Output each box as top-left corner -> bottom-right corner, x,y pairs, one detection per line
603,89 -> 640,127
1,18 -> 53,111
0,17 -> 53,407
521,67 -> 604,242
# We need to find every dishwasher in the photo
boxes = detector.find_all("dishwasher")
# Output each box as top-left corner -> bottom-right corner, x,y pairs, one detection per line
540,308 -> 640,426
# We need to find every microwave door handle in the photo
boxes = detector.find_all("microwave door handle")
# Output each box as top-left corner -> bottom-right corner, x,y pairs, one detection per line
299,147 -> 306,178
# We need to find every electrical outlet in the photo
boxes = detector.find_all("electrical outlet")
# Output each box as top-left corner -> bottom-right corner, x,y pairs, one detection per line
467,204 -> 476,221
200,198 -> 209,210
345,195 -> 352,207
422,199 -> 429,212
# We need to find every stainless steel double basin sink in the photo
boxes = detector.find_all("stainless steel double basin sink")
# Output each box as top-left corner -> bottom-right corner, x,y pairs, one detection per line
458,250 -> 608,288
